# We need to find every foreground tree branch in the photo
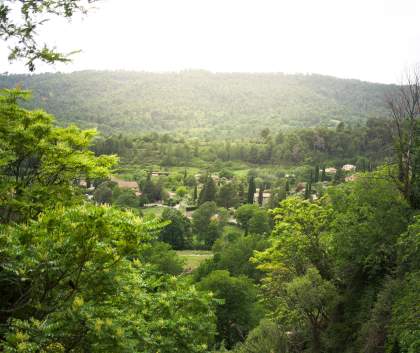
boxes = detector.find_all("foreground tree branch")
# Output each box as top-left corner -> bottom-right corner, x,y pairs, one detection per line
0,0 -> 100,71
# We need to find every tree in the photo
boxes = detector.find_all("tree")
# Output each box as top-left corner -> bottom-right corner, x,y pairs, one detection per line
0,0 -> 100,71
159,208 -> 192,250
0,204 -> 217,353
139,241 -> 185,275
212,234 -> 269,281
198,270 -> 263,349
285,267 -> 338,353
257,185 -> 264,206
329,173 -> 409,283
193,184 -> 198,202
114,189 -> 139,209
248,209 -> 271,235
304,183 -> 311,199
260,128 -> 270,141
321,167 -> 326,182
176,186 -> 188,198
0,89 -> 116,223
234,319 -> 288,353
193,202 -> 226,248
247,176 -> 256,204
93,182 -> 113,204
314,165 -> 320,183
236,204 -> 259,236
253,197 -> 333,280
217,182 -> 239,209
386,66 -> 420,208
333,167 -> 344,184
198,175 -> 217,205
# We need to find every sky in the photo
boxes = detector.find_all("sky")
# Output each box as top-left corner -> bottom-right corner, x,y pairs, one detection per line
1,0 -> 420,83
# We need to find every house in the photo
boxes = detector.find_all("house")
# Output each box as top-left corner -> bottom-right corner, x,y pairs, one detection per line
325,167 -> 337,174
295,182 -> 306,192
110,176 -> 141,196
342,164 -> 356,172
150,171 -> 170,177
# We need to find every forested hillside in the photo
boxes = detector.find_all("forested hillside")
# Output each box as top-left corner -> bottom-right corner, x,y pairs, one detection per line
0,71 -> 394,137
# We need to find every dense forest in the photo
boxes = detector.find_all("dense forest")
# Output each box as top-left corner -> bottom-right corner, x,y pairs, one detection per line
0,71 -> 395,137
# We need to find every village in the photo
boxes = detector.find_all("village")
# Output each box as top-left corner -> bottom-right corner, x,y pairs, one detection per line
81,163 -> 358,223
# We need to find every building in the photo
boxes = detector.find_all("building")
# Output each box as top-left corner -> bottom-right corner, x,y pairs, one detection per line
342,164 -> 356,172
110,176 -> 141,196
151,171 -> 170,177
325,167 -> 337,174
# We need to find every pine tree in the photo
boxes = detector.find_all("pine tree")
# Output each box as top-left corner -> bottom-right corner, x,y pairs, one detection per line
247,176 -> 256,204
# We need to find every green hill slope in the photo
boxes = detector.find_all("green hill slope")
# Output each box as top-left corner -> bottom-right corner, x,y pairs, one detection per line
0,70 -> 395,137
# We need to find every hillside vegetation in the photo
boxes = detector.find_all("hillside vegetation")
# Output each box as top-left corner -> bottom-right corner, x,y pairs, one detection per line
0,71 -> 394,137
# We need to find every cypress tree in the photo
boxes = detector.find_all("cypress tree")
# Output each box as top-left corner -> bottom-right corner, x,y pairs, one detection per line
247,176 -> 256,204
304,183 -> 310,199
183,168 -> 187,184
314,165 -> 319,183
193,184 -> 198,202
258,185 -> 264,206
198,175 -> 217,205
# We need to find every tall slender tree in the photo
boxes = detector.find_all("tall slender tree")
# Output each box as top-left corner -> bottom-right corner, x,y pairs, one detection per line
314,165 -> 320,183
247,176 -> 256,204
258,184 -> 264,206
198,175 -> 217,205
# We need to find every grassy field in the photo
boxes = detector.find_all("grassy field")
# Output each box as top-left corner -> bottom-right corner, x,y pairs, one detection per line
176,250 -> 213,270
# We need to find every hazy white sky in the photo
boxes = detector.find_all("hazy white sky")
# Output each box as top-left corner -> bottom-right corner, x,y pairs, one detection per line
1,0 -> 420,83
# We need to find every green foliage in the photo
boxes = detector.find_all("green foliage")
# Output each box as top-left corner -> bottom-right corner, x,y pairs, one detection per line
193,202 -> 227,249
93,182 -> 114,203
0,89 -> 117,223
159,208 -> 192,250
389,271 -> 420,353
0,204 -> 217,352
114,189 -> 139,209
199,176 -> 217,205
329,173 -> 409,283
217,182 -> 239,209
255,197 -> 332,279
247,176 -> 256,204
198,270 -> 263,349
213,234 -> 269,281
139,241 -> 185,275
235,204 -> 260,235
233,319 -> 288,353
248,209 -> 271,235
285,267 -> 338,353
0,71 -> 393,137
